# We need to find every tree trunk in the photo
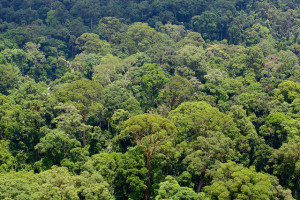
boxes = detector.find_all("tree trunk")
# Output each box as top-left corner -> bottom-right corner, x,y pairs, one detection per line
35,150 -> 38,162
90,15 -> 93,30
83,129 -> 86,146
197,175 -> 205,193
144,158 -> 151,200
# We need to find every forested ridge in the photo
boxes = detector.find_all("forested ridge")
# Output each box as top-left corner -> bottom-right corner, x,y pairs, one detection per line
0,0 -> 299,199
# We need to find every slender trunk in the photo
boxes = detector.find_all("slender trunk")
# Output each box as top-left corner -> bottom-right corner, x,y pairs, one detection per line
109,34 -> 112,44
90,15 -> 93,30
50,0 -> 53,10
197,174 -> 205,193
107,32 -> 112,44
197,159 -> 210,193
221,30 -> 223,40
63,141 -> 66,157
83,129 -> 86,146
144,158 -> 151,200
82,113 -> 87,146
149,93 -> 153,108
170,95 -> 177,110
144,181 -> 149,200
35,150 -> 38,162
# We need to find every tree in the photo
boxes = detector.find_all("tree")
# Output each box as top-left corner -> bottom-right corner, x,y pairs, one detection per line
227,47 -> 248,77
159,24 -> 187,43
244,23 -> 272,46
177,32 -> 205,47
229,105 -> 257,137
53,103 -> 90,140
158,76 -> 193,110
126,22 -> 165,53
35,128 -> 81,167
259,112 -> 291,148
244,46 -> 265,77
204,161 -> 275,200
82,151 -> 147,199
155,176 -> 204,200
24,42 -> 47,82
0,64 -> 19,95
35,166 -> 79,199
183,132 -> 235,193
119,113 -> 177,200
278,50 -> 299,77
99,17 -> 121,44
238,92 -> 271,119
70,0 -> 101,30
45,10 -> 59,27
204,69 -> 228,85
139,63 -> 168,109
76,33 -> 111,55
3,78 -> 47,163
69,18 -> 89,37
1,49 -> 28,76
176,45 -> 207,81
191,11 -> 218,41
273,81 -> 300,103
75,171 -> 114,200
0,171 -> 38,200
93,54 -> 122,86
270,137 -> 300,199
0,140 -> 14,172
169,101 -> 239,140
100,82 -> 142,131
55,79 -> 103,146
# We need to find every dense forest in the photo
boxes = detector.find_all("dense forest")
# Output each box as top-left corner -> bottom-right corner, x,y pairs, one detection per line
0,0 -> 299,199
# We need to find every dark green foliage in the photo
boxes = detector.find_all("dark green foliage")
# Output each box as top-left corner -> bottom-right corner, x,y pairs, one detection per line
0,1 -> 299,199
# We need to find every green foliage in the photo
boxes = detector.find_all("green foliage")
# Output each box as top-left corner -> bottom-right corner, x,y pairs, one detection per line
229,105 -> 257,137
120,114 -> 177,157
76,33 -> 111,55
192,11 -> 218,41
36,166 -> 79,199
176,45 -> 207,81
274,81 -> 300,103
0,64 -> 19,95
82,151 -> 147,199
169,101 -> 239,140
159,76 -> 193,110
93,54 -> 122,86
126,23 -> 165,53
183,132 -> 235,193
0,167 -> 114,200
139,64 -> 169,109
0,171 -> 37,200
100,82 -> 142,125
0,140 -> 14,172
35,129 -> 81,168
99,17 -> 122,44
204,161 -> 275,200
55,79 -> 102,118
156,176 -> 204,200
270,137 -> 300,199
259,113 -> 292,148
0,1 -> 299,198
120,113 -> 177,199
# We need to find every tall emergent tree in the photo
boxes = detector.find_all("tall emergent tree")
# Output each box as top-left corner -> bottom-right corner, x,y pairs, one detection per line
120,113 -> 177,200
